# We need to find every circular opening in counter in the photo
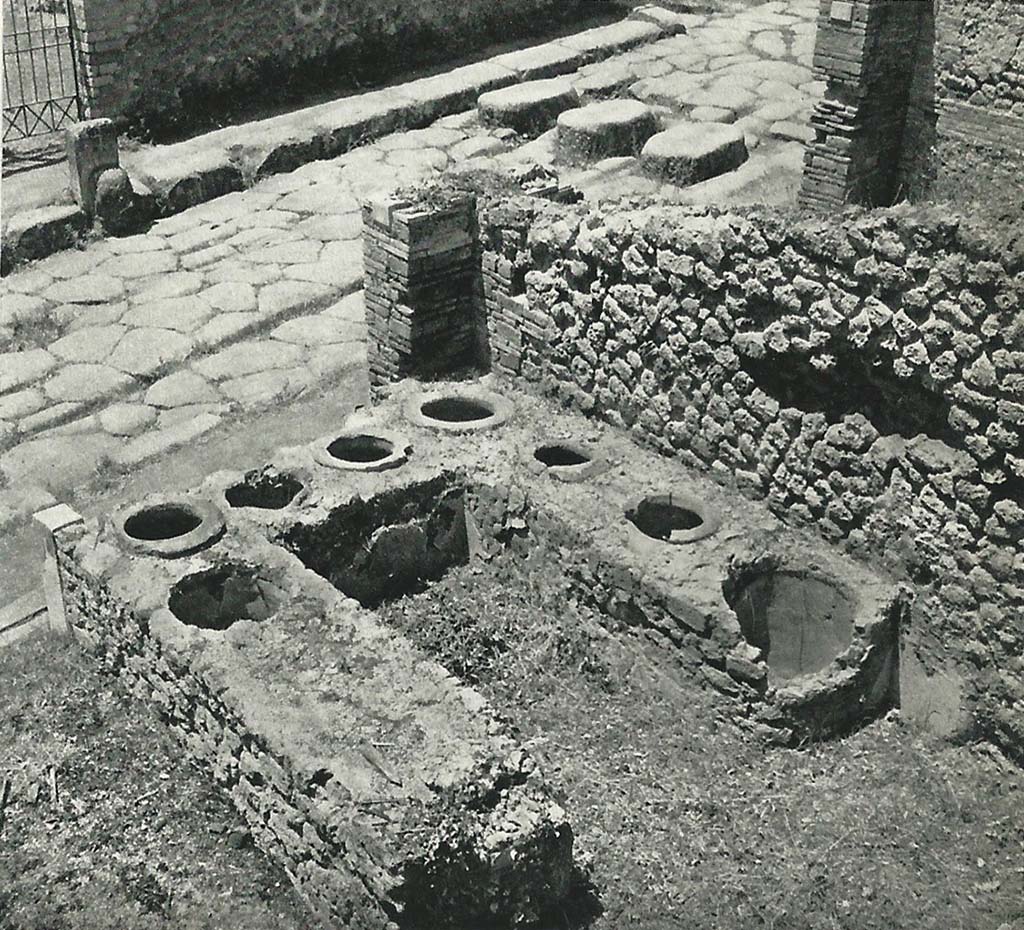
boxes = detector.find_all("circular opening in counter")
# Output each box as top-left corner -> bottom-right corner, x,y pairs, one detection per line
313,427 -> 410,472
422,397 -> 495,423
169,563 -> 286,631
732,571 -> 855,682
405,389 -> 513,433
114,496 -> 225,558
626,493 -> 718,544
534,443 -> 590,467
225,471 -> 303,510
328,434 -> 394,463
124,504 -> 201,540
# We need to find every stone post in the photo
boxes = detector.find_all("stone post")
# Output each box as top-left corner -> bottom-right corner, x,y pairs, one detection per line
65,117 -> 119,214
34,503 -> 84,637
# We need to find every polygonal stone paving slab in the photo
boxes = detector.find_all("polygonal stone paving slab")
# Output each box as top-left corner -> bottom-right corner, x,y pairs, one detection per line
192,340 -> 306,381
42,274 -> 125,305
106,328 -> 194,377
121,296 -> 215,333
641,121 -> 749,186
49,325 -> 126,363
144,370 -> 222,408
0,387 -> 47,421
98,402 -> 158,436
98,250 -> 179,279
557,99 -> 660,161
478,78 -> 581,136
0,349 -> 57,394
43,363 -> 135,403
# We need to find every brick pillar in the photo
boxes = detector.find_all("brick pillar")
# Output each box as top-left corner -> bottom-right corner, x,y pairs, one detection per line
361,194 -> 484,386
68,0 -> 133,120
799,0 -> 930,210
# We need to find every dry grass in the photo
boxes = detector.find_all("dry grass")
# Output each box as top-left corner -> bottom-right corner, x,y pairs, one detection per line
379,552 -> 1024,930
0,633 -> 323,930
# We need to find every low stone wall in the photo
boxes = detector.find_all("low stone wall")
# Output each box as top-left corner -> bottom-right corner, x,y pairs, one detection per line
69,0 -> 596,132
51,503 -> 574,928
477,196 -> 1024,760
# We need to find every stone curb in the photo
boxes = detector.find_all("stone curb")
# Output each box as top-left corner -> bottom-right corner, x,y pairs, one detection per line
1,8 -> 685,274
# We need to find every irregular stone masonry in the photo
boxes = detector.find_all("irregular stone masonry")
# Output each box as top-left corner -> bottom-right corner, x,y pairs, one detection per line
473,194 -> 1024,762
799,0 -> 928,210
362,195 -> 483,386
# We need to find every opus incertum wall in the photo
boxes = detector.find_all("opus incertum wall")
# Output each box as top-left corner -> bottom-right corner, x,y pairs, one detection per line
474,192 -> 1024,763
42,383 -> 905,926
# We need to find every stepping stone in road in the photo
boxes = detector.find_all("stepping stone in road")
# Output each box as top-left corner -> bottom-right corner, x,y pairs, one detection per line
640,121 -> 749,186
478,78 -> 581,136
556,99 -> 660,162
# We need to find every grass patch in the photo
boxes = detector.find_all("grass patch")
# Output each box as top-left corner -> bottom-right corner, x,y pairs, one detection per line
0,305 -> 67,353
0,632 -> 325,930
378,552 -> 1024,930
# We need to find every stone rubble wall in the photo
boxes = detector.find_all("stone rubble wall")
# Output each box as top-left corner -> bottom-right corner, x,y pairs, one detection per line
477,195 -> 1024,760
68,0 -> 590,130
51,533 -> 396,927
899,0 -> 1024,216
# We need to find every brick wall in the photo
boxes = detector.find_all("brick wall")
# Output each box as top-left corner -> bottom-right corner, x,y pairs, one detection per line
70,0 -> 590,131
799,0 -> 928,210
477,195 -> 1024,761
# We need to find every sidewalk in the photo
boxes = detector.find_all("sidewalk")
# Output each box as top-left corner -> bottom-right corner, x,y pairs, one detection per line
0,0 -> 820,612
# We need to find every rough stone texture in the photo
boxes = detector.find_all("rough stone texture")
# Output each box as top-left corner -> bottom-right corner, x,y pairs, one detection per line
64,118 -> 119,214
478,78 -> 581,136
640,122 -> 749,186
556,100 -> 660,161
477,193 -> 1024,762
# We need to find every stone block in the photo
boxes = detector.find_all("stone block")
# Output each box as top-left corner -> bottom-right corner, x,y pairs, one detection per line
478,78 -> 581,136
640,121 -> 749,186
65,118 -> 119,214
556,99 -> 659,161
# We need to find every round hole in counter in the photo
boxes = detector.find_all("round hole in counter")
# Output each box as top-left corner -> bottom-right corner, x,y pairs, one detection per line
169,563 -> 286,631
313,427 -> 411,472
534,443 -> 590,467
405,388 -> 513,433
626,493 -> 718,544
114,496 -> 225,557
421,396 -> 495,423
732,570 -> 855,682
124,504 -> 201,540
328,434 -> 394,464
225,471 -> 303,510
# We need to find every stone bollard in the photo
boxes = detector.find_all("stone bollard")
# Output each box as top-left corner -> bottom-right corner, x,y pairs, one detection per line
34,503 -> 84,637
65,118 -> 120,215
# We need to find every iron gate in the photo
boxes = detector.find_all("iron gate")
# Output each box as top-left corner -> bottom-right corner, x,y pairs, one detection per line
3,0 -> 83,141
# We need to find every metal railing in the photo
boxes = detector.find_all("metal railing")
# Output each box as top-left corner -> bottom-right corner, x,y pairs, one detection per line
2,0 -> 83,141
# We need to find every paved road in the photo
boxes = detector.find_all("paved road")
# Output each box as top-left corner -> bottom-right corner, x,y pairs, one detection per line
0,0 -> 819,572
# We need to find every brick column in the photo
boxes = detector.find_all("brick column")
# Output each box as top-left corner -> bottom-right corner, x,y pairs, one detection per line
361,194 -> 485,386
68,0 -> 133,120
799,0 -> 930,210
